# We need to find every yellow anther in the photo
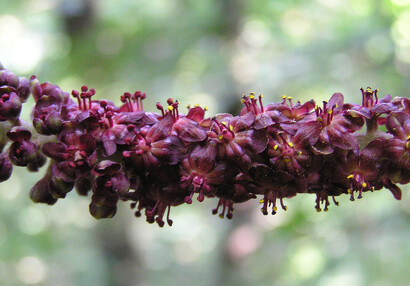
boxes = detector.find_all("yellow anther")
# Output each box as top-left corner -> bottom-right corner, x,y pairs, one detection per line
273,206 -> 277,212
297,151 -> 302,156
317,118 -> 322,122
288,142 -> 294,148
218,135 -> 224,140
366,87 -> 372,92
194,104 -> 199,107
328,109 -> 332,114
376,88 -> 379,92
250,92 -> 255,95
371,186 -> 375,191
274,145 -> 278,150
315,105 -> 318,110
204,106 -> 208,111
221,121 -> 227,126
406,142 -> 409,149
347,174 -> 354,179
362,182 -> 367,188
229,125 -> 234,132
324,208 -> 328,212
316,208 -> 322,213
167,106 -> 173,111
259,199 -> 264,204
287,96 -> 292,100
282,95 -> 287,99
283,206 -> 287,211
219,214 -> 223,219
260,94 -> 263,98
407,135 -> 410,140
284,158 -> 291,162
249,94 -> 255,99
240,99 -> 245,103
186,104 -> 190,109
347,189 -> 351,194
335,104 -> 338,108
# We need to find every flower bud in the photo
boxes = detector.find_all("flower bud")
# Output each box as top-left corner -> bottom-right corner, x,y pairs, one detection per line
0,151 -> 12,182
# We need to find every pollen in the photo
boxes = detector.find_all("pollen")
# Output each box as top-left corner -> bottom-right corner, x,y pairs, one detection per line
287,96 -> 292,100
274,145 -> 278,150
249,94 -> 255,99
259,199 -> 264,204
282,95 -> 287,99
288,142 -> 294,148
221,121 -> 227,126
204,106 -> 208,111
273,206 -> 277,212
260,94 -> 263,98
297,151 -> 302,156
218,135 -> 224,140
167,106 -> 173,111
328,110 -> 332,114
240,99 -> 245,103
347,189 -> 351,194
347,174 -> 354,179
362,182 -> 367,188
229,125 -> 233,132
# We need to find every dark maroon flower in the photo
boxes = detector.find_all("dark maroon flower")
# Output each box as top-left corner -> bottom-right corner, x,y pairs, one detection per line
43,131 -> 98,175
136,165 -> 186,227
267,130 -> 311,175
0,151 -> 12,182
7,127 -> 45,169
384,112 -> 410,185
333,140 -> 386,201
30,174 -> 58,205
247,163 -> 306,215
180,144 -> 226,203
303,93 -> 363,154
0,90 -> 21,122
90,160 -> 130,219
346,87 -> 399,134
208,114 -> 268,165
122,114 -> 185,171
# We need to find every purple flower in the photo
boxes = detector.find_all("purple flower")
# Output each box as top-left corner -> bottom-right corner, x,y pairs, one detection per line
89,160 -> 130,219
121,114 -> 185,171
7,127 -> 46,170
383,111 -> 410,186
180,143 -> 226,204
0,151 -> 12,182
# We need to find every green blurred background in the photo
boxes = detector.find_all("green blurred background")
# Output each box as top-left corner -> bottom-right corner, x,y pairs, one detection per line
0,0 -> 409,285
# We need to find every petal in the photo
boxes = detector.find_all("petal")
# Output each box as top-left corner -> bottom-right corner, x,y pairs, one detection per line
42,142 -> 67,161
294,121 -> 321,145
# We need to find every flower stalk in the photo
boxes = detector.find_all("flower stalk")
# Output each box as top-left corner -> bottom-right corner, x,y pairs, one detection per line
0,65 -> 408,227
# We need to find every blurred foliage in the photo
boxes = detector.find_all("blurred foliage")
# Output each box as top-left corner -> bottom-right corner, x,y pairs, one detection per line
0,0 -> 409,285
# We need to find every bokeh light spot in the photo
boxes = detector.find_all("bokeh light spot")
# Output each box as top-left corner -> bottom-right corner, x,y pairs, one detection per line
16,256 -> 47,284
